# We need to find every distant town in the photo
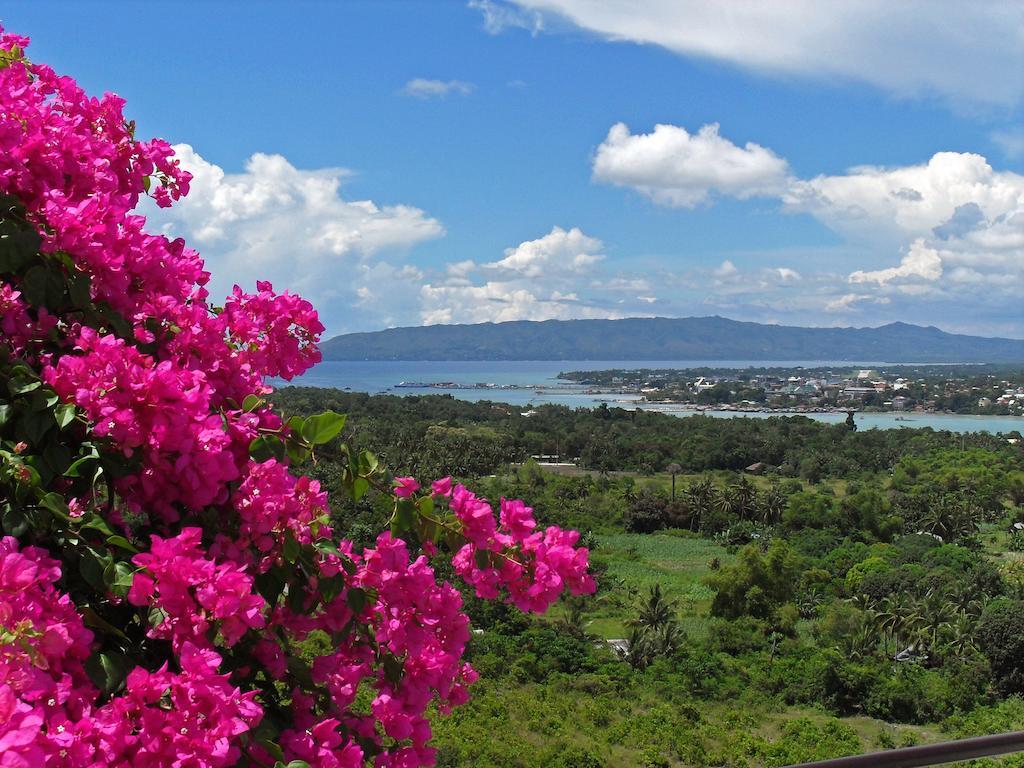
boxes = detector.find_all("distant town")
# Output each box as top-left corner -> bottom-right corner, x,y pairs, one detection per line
558,364 -> 1024,415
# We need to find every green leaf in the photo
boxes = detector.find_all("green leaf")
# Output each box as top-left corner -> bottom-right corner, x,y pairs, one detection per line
255,567 -> 287,606
21,409 -> 54,444
351,476 -> 369,502
318,573 -> 346,603
346,586 -> 368,615
0,403 -> 11,426
242,394 -> 265,413
7,370 -> 40,395
282,531 -> 300,564
37,492 -> 70,521
358,449 -> 379,476
1,505 -> 28,537
80,514 -> 114,537
80,606 -> 130,641
0,227 -> 40,274
249,435 -> 285,463
106,535 -> 139,554
67,272 -> 91,309
284,437 -> 311,466
391,498 -> 416,538
383,653 -> 404,685
107,561 -> 136,597
475,549 -> 494,570
85,650 -> 130,694
21,264 -> 64,308
259,741 -> 286,762
54,403 -> 76,429
301,411 -> 346,446
79,546 -> 111,592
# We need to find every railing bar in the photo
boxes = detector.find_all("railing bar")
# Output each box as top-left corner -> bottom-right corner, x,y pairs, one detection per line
784,730 -> 1024,768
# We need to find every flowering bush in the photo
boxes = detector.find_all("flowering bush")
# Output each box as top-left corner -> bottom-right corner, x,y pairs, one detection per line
0,28 -> 594,767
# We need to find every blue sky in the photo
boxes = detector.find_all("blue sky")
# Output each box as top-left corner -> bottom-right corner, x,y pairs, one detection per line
3,1 -> 1023,337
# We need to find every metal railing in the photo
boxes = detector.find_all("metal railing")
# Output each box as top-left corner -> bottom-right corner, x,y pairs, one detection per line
785,731 -> 1024,768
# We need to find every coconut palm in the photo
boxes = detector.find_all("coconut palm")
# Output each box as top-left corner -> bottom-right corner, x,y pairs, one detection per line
649,620 -> 686,657
619,626 -> 654,670
761,485 -> 787,525
941,610 -> 978,661
631,584 -> 677,631
732,477 -> 757,520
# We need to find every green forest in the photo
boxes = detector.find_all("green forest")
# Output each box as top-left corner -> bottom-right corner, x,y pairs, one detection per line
273,387 -> 1024,767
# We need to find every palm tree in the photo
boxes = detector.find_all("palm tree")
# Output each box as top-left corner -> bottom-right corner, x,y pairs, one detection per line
714,487 -> 739,520
557,595 -> 594,640
941,610 -> 978,661
686,476 -> 716,531
649,620 -> 685,657
666,462 -> 683,501
797,587 -> 823,620
876,594 -> 911,656
761,485 -> 786,525
732,477 -> 757,520
913,590 -> 954,655
619,627 -> 654,670
631,584 -> 677,631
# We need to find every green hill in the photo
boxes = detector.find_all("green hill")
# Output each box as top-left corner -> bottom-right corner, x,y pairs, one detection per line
321,316 -> 1024,362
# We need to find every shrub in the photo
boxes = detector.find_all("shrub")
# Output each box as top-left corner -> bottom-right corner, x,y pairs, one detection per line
0,29 -> 595,766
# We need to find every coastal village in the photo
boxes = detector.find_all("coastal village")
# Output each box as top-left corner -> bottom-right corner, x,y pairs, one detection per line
561,366 -> 1024,416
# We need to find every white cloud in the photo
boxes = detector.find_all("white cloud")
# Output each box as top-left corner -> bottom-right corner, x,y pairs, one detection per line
783,152 -> 1024,244
149,145 -> 444,333
401,78 -> 476,99
713,260 -> 739,278
469,0 -> 543,35
420,226 -> 624,324
775,267 -> 801,281
849,239 -> 944,285
592,120 -> 1024,323
490,0 -> 1024,107
485,225 -> 603,276
593,123 -> 790,207
825,293 -> 891,313
420,282 -> 618,325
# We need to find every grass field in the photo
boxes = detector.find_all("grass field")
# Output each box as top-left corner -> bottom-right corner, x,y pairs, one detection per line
588,532 -> 734,639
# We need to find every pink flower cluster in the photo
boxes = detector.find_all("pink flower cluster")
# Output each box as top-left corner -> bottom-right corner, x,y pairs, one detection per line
44,328 -> 240,521
0,538 -> 260,767
128,528 -> 266,650
223,282 -> 325,381
448,485 -> 596,613
215,458 -> 331,571
0,283 -> 55,356
0,25 -> 593,767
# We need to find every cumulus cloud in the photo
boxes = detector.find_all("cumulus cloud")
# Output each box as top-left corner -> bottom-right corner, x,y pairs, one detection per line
782,152 -> 1024,244
420,282 -> 616,325
849,239 -> 944,285
593,123 -> 790,207
485,225 -> 603,277
401,78 -> 476,99
484,0 -> 1024,107
825,293 -> 891,313
592,120 -> 1024,326
420,226 -> 624,324
148,145 -> 444,333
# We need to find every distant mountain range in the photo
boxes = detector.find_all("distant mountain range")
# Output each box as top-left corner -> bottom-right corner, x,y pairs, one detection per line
320,317 -> 1024,363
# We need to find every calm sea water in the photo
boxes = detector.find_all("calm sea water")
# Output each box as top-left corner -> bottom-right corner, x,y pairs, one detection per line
282,360 -> 1024,435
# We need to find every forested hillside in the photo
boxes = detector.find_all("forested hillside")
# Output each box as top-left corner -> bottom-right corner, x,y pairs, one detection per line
273,387 -> 1024,767
320,317 -> 1024,363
